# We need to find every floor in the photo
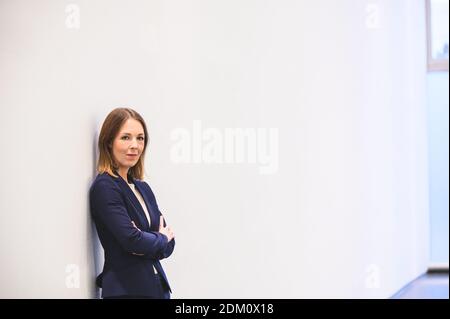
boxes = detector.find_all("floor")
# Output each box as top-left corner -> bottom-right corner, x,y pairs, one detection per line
391,272 -> 449,299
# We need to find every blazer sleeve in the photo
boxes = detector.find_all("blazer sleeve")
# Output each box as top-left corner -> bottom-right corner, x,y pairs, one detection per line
157,213 -> 175,259
143,181 -> 176,260
90,178 -> 169,259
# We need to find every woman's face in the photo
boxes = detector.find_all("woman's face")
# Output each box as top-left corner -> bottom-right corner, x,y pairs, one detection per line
112,118 -> 145,172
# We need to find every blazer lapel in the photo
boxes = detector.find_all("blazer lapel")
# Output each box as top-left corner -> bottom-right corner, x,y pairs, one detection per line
113,174 -> 151,231
134,180 -> 158,231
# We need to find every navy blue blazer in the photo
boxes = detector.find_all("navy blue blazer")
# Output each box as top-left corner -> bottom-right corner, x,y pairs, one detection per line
89,171 -> 175,298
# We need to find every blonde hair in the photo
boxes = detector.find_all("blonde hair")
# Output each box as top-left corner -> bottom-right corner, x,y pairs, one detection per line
97,107 -> 148,180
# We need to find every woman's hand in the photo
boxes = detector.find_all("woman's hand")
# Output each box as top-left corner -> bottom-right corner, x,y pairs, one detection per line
132,219 -> 174,241
159,216 -> 175,242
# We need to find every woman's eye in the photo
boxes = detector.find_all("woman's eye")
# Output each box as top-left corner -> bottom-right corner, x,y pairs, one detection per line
122,136 -> 144,140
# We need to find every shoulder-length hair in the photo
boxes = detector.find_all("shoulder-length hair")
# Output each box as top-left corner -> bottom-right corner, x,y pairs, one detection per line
97,107 -> 149,180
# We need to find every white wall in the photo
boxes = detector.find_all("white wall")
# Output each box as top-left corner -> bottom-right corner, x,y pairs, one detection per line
0,0 -> 429,298
427,71 -> 449,266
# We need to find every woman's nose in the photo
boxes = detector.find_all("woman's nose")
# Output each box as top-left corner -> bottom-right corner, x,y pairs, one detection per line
130,138 -> 138,147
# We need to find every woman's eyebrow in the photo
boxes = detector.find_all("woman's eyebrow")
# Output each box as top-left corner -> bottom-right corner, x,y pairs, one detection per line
122,132 -> 145,136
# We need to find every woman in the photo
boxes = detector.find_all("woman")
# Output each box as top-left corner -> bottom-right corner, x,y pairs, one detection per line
89,107 -> 175,299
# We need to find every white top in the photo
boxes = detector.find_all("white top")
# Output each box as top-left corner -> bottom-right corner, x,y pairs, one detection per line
127,182 -> 157,274
128,183 -> 152,228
